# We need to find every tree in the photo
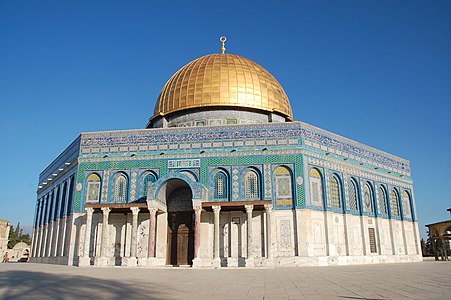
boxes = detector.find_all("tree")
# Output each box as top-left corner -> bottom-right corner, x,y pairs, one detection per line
7,223 -> 30,248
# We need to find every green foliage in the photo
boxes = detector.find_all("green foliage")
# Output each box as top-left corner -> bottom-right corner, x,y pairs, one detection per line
7,223 -> 31,248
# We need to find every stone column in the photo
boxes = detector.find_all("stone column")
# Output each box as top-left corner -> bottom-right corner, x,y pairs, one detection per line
46,221 -> 54,257
38,225 -> 44,258
79,207 -> 94,267
245,205 -> 254,267
95,207 -> 111,266
212,205 -> 221,268
264,204 -> 273,261
147,207 -> 158,258
192,206 -> 202,267
127,207 -> 140,266
42,223 -> 48,258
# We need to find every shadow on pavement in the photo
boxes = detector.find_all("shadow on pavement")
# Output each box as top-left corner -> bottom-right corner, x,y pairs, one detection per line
0,270 -> 162,300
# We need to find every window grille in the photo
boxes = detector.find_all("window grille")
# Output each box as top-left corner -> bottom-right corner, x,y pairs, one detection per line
390,189 -> 400,217
347,179 -> 358,211
214,172 -> 228,200
114,174 -> 127,202
330,176 -> 341,208
402,191 -> 412,218
377,186 -> 388,214
244,171 -> 259,199
363,183 -> 374,213
368,228 -> 377,253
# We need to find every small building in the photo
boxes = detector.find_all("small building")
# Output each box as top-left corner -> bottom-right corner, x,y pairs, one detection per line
426,208 -> 451,261
10,242 -> 30,262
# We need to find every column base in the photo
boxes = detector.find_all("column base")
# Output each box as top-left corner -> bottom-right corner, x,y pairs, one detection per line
94,256 -> 109,266
192,258 -> 202,268
78,256 -> 91,267
141,257 -> 166,267
121,257 -> 138,267
212,258 -> 221,268
245,257 -> 255,268
264,258 -> 275,267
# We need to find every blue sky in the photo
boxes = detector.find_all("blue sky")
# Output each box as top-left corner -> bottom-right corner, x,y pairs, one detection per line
0,0 -> 450,238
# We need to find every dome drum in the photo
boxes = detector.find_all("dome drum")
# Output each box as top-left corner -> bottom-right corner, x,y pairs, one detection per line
147,106 -> 288,128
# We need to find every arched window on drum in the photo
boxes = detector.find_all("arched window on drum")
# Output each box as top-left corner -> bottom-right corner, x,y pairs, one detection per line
86,173 -> 101,203
402,191 -> 412,219
213,170 -> 229,201
113,173 -> 128,202
243,169 -> 260,200
274,166 -> 293,207
309,168 -> 324,207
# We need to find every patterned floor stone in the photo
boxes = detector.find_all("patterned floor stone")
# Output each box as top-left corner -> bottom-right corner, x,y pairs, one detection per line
0,261 -> 450,299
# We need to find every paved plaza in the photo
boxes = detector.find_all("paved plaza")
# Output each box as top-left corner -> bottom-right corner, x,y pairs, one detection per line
0,260 -> 450,300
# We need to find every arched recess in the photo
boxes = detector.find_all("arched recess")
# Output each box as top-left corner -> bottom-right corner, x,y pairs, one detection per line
112,172 -> 128,203
86,173 -> 101,203
160,178 -> 194,266
151,172 -> 202,204
309,168 -> 324,207
347,178 -> 359,212
329,174 -> 343,210
273,165 -> 294,208
362,181 -> 375,214
137,171 -> 158,202
390,188 -> 401,217
377,185 -> 388,215
241,167 -> 262,200
178,170 -> 198,182
402,191 -> 412,219
210,168 -> 230,201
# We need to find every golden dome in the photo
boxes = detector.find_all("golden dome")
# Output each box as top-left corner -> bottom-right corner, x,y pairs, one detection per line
152,53 -> 293,121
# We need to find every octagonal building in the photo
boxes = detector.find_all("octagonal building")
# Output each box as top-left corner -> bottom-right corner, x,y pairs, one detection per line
30,38 -> 422,267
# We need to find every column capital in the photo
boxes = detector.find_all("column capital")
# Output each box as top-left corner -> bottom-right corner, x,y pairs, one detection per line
244,204 -> 254,213
194,206 -> 202,215
148,207 -> 158,215
85,207 -> 94,215
212,205 -> 221,213
264,204 -> 272,212
130,206 -> 140,215
101,207 -> 111,214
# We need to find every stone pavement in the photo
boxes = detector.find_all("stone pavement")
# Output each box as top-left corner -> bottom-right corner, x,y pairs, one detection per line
0,260 -> 450,300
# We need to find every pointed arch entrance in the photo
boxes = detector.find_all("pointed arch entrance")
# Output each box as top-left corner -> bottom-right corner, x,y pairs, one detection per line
164,179 -> 194,266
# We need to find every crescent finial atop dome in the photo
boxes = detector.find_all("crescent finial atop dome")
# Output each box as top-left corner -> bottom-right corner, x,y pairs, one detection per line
220,36 -> 227,54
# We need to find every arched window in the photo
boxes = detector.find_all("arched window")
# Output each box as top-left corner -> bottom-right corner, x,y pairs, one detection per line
347,178 -> 359,211
213,171 -> 229,200
377,186 -> 388,215
309,168 -> 323,206
142,173 -> 156,198
244,170 -> 260,200
274,166 -> 293,207
86,173 -> 101,203
390,189 -> 400,217
402,191 -> 412,219
330,175 -> 341,209
363,182 -> 374,213
113,173 -> 128,202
